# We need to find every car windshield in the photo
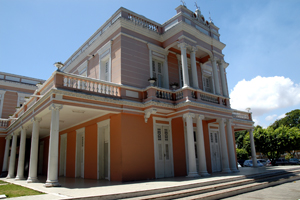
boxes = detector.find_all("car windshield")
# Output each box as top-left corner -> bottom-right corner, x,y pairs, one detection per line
249,161 -> 253,164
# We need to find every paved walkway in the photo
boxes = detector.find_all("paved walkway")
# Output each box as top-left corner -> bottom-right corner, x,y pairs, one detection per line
1,166 -> 300,200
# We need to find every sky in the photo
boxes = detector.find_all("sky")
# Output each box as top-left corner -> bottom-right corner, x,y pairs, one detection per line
0,0 -> 299,128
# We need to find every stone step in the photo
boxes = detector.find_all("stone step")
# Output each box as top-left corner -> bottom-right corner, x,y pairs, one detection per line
71,168 -> 300,200
174,173 -> 300,200
121,169 -> 300,200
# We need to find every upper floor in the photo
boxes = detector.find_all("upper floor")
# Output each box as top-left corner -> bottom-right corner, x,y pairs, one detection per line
58,6 -> 227,96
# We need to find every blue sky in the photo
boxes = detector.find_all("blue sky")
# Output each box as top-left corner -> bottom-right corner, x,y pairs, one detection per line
1,0 -> 299,127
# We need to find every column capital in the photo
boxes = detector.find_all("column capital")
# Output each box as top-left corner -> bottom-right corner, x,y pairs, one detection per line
177,42 -> 188,49
5,135 -> 12,140
49,104 -> 63,111
197,114 -> 205,120
217,59 -> 226,66
190,46 -> 198,52
183,113 -> 195,119
217,118 -> 225,124
226,118 -> 232,124
144,108 -> 157,123
19,126 -> 27,132
31,117 -> 42,123
12,132 -> 19,136
209,56 -> 219,63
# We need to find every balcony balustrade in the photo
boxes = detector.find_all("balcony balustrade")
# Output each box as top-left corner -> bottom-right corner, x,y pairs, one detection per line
2,71 -> 251,129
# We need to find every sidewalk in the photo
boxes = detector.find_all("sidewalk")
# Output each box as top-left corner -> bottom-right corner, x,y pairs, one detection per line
1,166 -> 300,200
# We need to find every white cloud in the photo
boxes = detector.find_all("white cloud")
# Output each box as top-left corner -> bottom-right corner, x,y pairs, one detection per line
277,113 -> 286,120
265,114 -> 277,121
230,76 -> 300,117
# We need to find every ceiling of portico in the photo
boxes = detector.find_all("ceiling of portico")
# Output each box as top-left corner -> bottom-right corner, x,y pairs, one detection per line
23,105 -> 110,138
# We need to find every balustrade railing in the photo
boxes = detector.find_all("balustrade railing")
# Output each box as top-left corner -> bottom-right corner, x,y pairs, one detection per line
0,119 -> 9,128
62,75 -> 120,97
128,13 -> 159,33
232,111 -> 251,120
200,93 -> 219,104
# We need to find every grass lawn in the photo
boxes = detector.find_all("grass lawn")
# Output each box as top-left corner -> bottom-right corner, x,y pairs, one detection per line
0,181 -> 43,198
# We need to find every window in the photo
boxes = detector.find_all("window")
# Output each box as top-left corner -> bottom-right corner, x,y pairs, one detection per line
152,60 -> 163,87
100,59 -> 110,81
203,76 -> 213,93
97,41 -> 112,82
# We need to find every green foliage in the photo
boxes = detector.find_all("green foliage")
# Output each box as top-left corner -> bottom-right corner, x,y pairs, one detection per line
285,153 -> 292,160
235,130 -> 247,149
252,125 -> 300,165
270,109 -> 300,129
236,148 -> 249,160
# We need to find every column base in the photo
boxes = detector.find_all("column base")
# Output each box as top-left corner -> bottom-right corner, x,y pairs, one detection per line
6,174 -> 15,179
1,171 -> 8,178
221,168 -> 232,173
186,172 -> 200,178
230,168 -> 240,173
15,176 -> 25,180
199,171 -> 211,176
27,177 -> 38,183
44,180 -> 61,187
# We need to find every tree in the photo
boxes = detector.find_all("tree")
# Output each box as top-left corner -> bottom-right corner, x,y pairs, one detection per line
235,130 -> 247,149
253,126 -> 300,165
236,148 -> 249,160
271,109 -> 300,129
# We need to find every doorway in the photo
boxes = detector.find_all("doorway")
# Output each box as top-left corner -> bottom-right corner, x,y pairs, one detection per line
59,134 -> 67,176
97,120 -> 110,180
76,128 -> 85,178
155,125 -> 173,178
209,130 -> 222,172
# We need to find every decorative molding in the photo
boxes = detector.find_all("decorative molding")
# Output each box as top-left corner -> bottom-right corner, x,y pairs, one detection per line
144,108 -> 157,123
178,35 -> 197,44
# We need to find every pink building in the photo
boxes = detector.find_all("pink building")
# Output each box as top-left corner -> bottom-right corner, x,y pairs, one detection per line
0,5 -> 256,186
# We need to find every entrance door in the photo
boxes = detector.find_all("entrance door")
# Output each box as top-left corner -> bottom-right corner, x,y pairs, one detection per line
59,134 -> 67,176
155,125 -> 173,178
210,131 -> 221,172
76,128 -> 85,178
98,124 -> 109,180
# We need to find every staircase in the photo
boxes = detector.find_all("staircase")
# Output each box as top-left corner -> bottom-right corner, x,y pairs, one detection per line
72,168 -> 300,200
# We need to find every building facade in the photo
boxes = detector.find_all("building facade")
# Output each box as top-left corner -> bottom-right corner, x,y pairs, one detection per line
0,5 -> 257,186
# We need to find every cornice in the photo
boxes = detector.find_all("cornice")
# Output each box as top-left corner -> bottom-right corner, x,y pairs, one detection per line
0,80 -> 38,91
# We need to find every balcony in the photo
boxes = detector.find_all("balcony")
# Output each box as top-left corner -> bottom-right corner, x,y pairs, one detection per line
0,71 -> 253,129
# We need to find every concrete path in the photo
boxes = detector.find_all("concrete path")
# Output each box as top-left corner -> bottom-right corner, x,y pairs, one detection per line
1,166 -> 300,200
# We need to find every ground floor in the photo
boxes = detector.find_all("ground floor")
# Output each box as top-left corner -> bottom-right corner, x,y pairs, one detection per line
1,166 -> 299,200
0,105 -> 250,185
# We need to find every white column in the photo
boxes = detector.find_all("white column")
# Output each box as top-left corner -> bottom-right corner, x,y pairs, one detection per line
178,43 -> 189,87
196,115 -> 210,176
45,104 -> 63,187
210,57 -> 221,95
7,133 -> 18,178
27,117 -> 42,183
218,60 -> 228,97
149,49 -> 153,78
1,135 -> 11,176
183,113 -> 199,177
217,118 -> 231,173
16,126 -> 27,180
249,129 -> 258,167
190,47 -> 199,89
226,119 -> 239,172
163,54 -> 169,89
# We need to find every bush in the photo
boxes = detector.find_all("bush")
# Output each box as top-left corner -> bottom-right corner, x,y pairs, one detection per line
236,148 -> 249,160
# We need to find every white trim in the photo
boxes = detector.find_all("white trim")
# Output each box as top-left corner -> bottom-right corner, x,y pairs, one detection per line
75,128 -> 85,178
97,119 -> 110,180
152,117 -> 174,179
59,133 -> 67,177
0,90 -> 6,118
